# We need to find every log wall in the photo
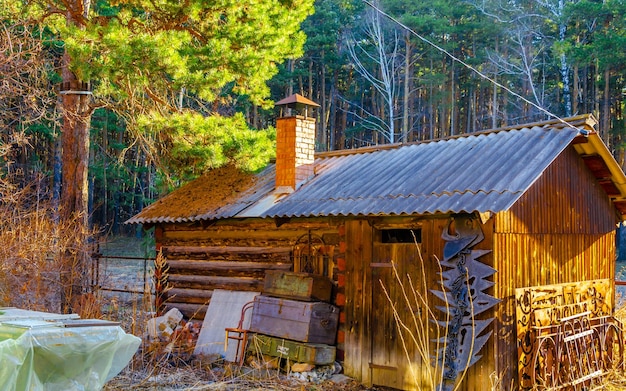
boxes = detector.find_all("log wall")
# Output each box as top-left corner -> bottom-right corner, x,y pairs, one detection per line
155,218 -> 339,320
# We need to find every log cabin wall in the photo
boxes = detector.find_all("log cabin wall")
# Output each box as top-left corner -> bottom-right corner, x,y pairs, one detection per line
154,217 -> 340,320
343,216 -> 497,391
492,146 -> 618,389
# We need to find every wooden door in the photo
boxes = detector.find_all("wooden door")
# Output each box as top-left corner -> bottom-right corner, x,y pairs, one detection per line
370,243 -> 419,389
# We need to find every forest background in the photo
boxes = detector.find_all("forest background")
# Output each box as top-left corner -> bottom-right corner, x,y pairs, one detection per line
1,0 -> 625,238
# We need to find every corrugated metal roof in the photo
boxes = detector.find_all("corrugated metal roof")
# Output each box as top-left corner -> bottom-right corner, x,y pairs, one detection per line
261,125 -> 578,218
127,114 -> 626,224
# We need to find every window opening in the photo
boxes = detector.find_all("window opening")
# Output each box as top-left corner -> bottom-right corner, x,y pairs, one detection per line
380,228 -> 422,244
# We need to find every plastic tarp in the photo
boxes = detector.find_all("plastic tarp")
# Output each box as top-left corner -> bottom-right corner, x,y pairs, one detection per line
0,310 -> 141,391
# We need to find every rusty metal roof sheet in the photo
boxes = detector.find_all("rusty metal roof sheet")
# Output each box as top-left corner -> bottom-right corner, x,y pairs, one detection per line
127,114 -> 626,224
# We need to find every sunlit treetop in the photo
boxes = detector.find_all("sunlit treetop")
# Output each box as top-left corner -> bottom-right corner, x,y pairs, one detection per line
11,0 -> 314,109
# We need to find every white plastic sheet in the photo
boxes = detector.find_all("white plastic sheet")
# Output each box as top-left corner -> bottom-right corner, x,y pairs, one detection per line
0,310 -> 141,391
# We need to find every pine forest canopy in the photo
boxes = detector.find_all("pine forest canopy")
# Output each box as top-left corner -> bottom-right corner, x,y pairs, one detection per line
0,0 -> 625,234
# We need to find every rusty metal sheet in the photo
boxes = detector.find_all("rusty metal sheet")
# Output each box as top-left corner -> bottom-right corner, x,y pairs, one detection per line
515,279 -> 616,391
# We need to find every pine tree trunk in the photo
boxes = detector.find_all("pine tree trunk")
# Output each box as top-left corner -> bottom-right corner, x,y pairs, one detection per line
321,50 -> 327,150
603,68 -> 611,145
573,64 -> 579,115
59,0 -> 92,312
60,64 -> 91,222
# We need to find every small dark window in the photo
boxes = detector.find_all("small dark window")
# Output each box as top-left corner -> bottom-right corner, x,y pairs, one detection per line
381,229 -> 422,244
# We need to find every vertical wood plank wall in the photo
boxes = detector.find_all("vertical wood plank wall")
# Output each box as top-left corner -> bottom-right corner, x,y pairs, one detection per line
344,219 -> 373,386
344,217 -> 497,390
493,147 -> 618,389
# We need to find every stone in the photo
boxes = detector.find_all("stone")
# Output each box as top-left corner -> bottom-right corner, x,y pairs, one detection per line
329,374 -> 353,384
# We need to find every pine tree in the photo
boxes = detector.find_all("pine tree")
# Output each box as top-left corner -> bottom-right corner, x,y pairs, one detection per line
2,0 -> 314,308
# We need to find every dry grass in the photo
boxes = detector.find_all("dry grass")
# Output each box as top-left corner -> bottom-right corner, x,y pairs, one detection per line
104,364 -> 366,391
605,305 -> 626,390
0,175 -> 94,313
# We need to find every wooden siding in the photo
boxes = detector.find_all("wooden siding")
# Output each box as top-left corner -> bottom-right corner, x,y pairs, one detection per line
343,217 -> 497,391
156,218 -> 339,319
492,147 -> 618,389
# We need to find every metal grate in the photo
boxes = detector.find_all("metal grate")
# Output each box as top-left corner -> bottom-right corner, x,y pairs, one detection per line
531,312 -> 624,390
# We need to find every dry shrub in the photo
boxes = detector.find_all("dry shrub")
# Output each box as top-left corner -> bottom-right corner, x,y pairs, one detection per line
0,21 -> 59,130
0,176 -> 95,313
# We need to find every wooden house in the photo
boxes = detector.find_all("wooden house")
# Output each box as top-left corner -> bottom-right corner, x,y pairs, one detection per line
128,97 -> 626,390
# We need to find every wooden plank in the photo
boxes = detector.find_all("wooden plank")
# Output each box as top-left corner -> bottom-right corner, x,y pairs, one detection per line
164,245 -> 292,256
370,244 -> 395,387
344,219 -> 373,386
166,288 -> 213,304
193,289 -> 260,361
163,246 -> 292,263
167,274 -> 264,291
166,260 -> 291,273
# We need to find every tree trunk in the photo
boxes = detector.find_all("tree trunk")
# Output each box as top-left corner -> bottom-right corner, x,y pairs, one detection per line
402,32 -> 411,143
328,71 -> 338,151
450,62 -> 457,135
59,1 -> 93,312
573,64 -> 579,115
60,59 -> 91,224
558,0 -> 571,117
287,59 -> 294,96
603,68 -> 610,145
320,50 -> 327,150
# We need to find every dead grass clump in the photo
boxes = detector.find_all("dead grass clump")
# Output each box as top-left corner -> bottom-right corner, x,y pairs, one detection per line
0,176 -> 95,313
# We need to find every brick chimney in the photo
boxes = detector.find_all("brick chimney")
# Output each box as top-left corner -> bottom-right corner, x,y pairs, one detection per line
275,94 -> 319,192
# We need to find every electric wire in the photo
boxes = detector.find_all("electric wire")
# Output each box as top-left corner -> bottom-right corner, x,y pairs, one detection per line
362,0 -> 580,131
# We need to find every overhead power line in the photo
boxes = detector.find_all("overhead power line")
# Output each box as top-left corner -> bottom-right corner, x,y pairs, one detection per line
361,0 -> 580,131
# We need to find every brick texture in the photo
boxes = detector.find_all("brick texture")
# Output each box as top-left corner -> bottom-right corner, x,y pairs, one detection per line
276,116 -> 315,190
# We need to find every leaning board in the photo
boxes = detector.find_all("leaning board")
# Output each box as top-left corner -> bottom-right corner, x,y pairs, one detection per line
193,289 -> 259,361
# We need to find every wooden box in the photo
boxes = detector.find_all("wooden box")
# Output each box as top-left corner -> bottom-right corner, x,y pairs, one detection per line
263,271 -> 333,302
249,334 -> 336,365
249,295 -> 339,345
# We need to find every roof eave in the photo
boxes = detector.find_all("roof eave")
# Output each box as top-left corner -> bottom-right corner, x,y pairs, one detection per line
573,131 -> 626,220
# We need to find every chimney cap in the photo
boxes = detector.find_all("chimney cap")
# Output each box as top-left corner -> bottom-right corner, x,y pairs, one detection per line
276,94 -> 319,119
275,93 -> 320,108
